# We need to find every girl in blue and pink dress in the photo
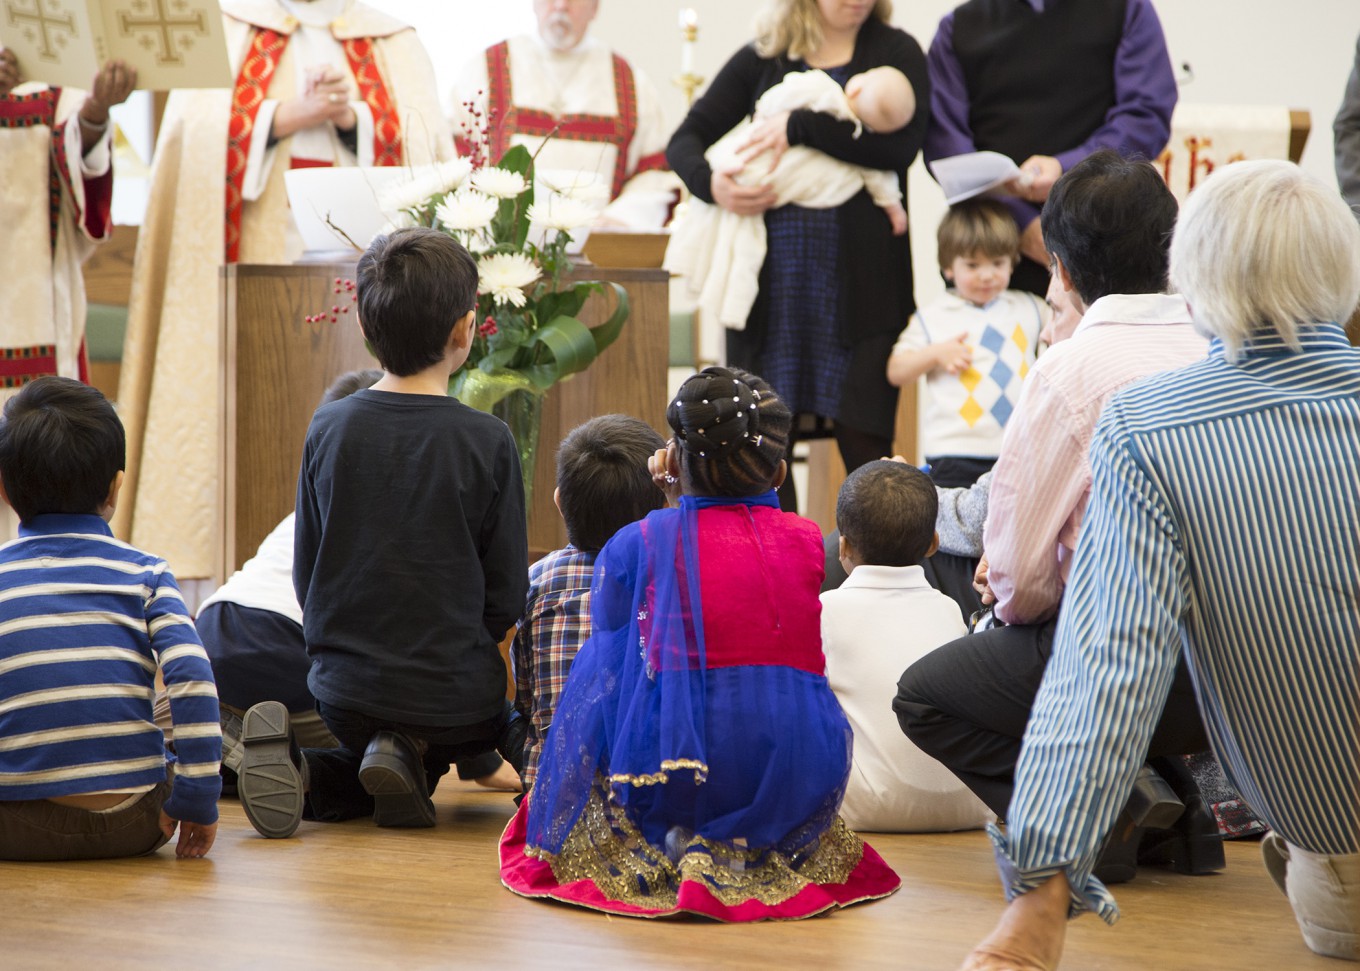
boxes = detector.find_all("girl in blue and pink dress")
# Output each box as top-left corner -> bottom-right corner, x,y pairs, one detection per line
499,367 -> 899,920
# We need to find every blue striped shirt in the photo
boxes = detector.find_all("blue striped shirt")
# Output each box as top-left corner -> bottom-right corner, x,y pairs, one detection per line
993,321 -> 1360,923
0,515 -> 222,824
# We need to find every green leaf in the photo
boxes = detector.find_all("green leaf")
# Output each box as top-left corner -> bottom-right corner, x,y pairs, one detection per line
531,314 -> 597,379
587,281 -> 630,355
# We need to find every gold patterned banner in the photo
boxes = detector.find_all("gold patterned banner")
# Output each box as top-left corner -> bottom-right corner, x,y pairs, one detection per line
0,0 -> 230,90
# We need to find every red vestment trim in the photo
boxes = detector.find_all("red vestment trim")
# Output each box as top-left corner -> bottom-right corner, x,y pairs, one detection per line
225,28 -> 287,264
0,345 -> 59,388
483,42 -> 642,198
342,37 -> 404,167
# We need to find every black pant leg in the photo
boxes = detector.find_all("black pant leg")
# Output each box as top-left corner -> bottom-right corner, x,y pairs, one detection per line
893,620 -> 1058,817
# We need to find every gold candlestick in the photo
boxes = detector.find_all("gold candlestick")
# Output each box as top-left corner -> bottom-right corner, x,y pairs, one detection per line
673,10 -> 704,108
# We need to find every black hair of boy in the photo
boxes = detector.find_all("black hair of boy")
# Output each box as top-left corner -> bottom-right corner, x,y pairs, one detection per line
356,227 -> 478,377
321,368 -> 383,407
1040,149 -> 1178,306
836,460 -> 937,567
556,414 -> 667,552
0,376 -> 125,522
666,367 -> 791,497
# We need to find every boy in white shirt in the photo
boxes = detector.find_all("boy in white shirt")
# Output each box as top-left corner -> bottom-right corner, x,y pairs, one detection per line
821,460 -> 993,833
887,198 -> 1046,489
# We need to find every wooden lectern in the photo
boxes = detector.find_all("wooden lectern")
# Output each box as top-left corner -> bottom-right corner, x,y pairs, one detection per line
220,263 -> 668,578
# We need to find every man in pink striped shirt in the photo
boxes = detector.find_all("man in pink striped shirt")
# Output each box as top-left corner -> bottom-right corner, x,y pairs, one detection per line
895,151 -> 1215,883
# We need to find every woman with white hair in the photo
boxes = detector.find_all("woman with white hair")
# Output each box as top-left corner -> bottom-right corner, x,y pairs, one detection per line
666,0 -> 930,505
961,159 -> 1360,969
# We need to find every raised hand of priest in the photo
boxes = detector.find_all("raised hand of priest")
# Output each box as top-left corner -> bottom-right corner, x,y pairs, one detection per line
274,69 -> 357,140
0,48 -> 19,98
86,61 -> 136,119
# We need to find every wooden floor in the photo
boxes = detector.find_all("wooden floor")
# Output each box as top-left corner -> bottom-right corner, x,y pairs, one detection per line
0,783 -> 1325,970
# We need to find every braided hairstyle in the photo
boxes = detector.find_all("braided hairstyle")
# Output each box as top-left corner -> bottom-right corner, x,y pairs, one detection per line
666,367 -> 791,497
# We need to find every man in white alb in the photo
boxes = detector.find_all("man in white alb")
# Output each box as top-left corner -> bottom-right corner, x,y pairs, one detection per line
449,0 -> 676,229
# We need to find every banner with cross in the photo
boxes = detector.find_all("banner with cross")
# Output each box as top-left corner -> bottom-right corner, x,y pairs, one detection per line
1,0 -> 230,90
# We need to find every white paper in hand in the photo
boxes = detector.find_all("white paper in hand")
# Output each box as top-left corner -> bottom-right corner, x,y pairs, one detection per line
928,151 -> 1022,205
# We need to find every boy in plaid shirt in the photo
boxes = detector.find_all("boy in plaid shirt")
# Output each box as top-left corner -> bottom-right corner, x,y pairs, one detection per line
512,415 -> 666,787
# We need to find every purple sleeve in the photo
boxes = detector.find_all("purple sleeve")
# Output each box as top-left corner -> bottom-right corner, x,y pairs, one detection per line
923,12 -> 976,165
1052,0 -> 1177,171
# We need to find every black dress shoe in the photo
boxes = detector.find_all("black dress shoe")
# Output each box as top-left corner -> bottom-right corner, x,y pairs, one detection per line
1093,764 -> 1186,884
358,731 -> 436,828
1138,795 -> 1226,874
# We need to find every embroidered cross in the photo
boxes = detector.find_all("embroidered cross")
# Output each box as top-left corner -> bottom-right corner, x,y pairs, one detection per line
6,0 -> 77,61
117,0 -> 206,66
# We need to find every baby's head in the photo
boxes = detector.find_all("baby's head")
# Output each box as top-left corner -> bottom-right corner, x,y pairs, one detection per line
846,66 -> 916,134
836,460 -> 938,572
938,198 -> 1020,307
0,376 -> 125,523
555,414 -> 667,552
666,367 -> 790,498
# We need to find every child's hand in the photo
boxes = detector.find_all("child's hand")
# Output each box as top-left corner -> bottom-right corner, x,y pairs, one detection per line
159,809 -> 218,858
648,442 -> 682,506
933,334 -> 973,375
973,554 -> 996,606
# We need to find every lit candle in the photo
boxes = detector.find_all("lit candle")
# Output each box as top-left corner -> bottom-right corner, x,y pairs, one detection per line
680,8 -> 698,75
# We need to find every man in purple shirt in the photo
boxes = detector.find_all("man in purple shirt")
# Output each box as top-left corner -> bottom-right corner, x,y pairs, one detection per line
925,0 -> 1177,293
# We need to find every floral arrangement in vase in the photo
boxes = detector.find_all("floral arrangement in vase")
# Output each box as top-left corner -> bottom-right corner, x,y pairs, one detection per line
374,142 -> 629,508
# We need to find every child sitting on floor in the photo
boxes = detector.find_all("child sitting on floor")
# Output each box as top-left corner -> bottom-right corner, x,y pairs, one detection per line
500,366 -> 900,921
0,377 -> 221,860
237,227 -> 528,839
821,460 -> 993,833
188,369 -> 518,794
512,414 -> 666,790
667,65 -> 916,330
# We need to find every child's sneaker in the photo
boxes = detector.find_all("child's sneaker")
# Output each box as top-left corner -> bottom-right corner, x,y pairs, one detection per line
237,701 -> 306,838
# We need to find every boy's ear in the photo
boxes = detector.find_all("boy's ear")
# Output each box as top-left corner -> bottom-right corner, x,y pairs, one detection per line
450,309 -> 475,351
98,470 -> 124,521
925,530 -> 939,559
837,533 -> 851,562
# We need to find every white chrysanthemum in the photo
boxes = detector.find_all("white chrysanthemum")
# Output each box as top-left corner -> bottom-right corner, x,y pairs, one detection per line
470,166 -> 528,199
435,189 -> 498,231
478,252 -> 540,307
379,176 -> 438,214
432,157 -> 473,194
379,160 -> 473,216
527,194 -> 596,233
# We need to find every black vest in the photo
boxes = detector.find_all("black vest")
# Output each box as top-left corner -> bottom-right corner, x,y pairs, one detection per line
953,0 -> 1126,164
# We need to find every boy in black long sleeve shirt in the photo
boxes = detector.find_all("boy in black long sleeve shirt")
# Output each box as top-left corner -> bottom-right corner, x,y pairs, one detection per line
238,228 -> 528,838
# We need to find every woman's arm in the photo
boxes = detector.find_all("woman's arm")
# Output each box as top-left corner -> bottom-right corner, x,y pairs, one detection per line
786,26 -> 930,173
666,45 -> 767,204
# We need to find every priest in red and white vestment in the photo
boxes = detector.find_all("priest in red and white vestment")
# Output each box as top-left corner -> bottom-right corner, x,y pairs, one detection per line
0,52 -> 128,402
116,0 -> 452,580
0,52 -> 132,537
449,0 -> 677,230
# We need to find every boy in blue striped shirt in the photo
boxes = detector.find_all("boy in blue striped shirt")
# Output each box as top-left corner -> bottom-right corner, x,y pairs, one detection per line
0,377 -> 221,859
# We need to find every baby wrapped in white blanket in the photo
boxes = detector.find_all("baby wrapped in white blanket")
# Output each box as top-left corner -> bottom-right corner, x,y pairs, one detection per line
667,66 -> 915,330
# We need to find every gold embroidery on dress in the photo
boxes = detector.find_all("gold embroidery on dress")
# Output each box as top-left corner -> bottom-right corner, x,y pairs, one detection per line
608,758 -> 710,787
532,778 -> 866,908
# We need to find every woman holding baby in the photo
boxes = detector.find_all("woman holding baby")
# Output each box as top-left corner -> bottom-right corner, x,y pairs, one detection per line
667,0 -> 929,502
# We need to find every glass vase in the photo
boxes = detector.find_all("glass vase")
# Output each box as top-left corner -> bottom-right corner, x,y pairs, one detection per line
492,388 -> 545,514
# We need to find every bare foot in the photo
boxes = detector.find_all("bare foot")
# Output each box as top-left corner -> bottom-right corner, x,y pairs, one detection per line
473,759 -> 522,792
960,874 -> 1069,970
